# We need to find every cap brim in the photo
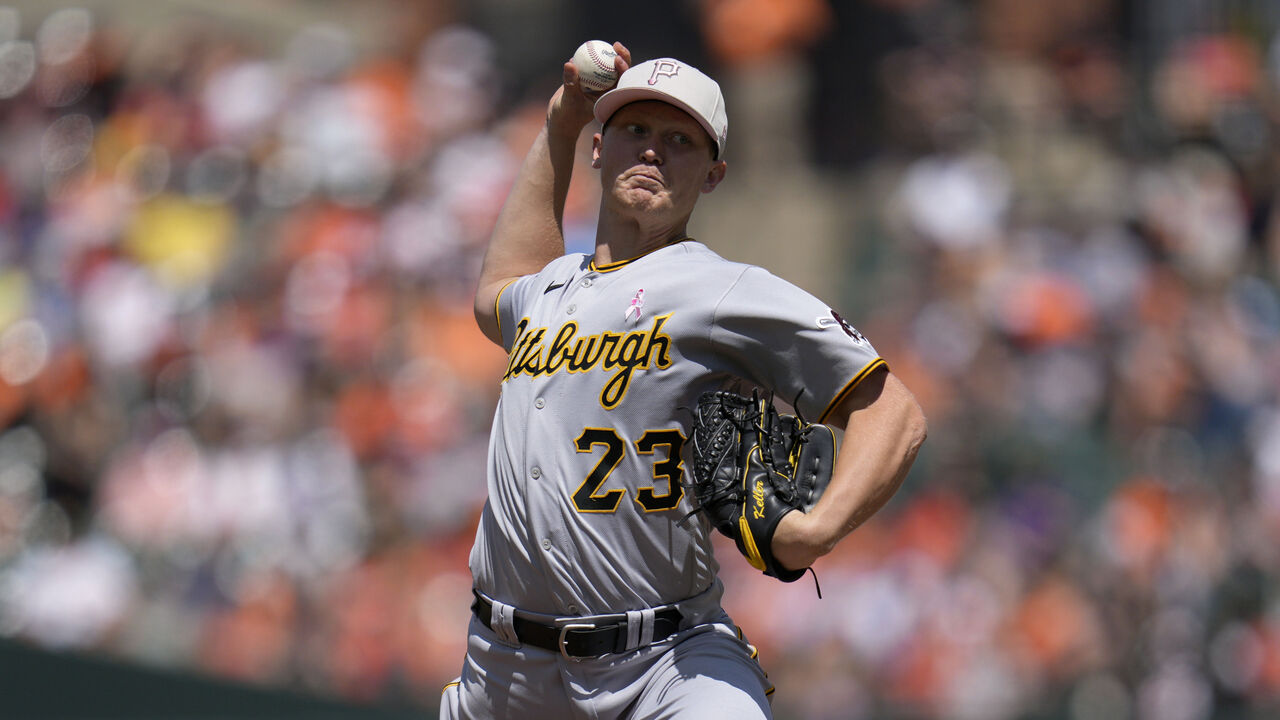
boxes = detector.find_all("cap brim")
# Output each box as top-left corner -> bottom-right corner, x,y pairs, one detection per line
594,87 -> 721,159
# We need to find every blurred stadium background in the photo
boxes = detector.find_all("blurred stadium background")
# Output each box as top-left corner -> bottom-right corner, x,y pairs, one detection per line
0,0 -> 1278,718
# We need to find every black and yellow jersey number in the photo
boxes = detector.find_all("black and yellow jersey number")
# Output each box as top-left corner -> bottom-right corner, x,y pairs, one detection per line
572,427 -> 686,513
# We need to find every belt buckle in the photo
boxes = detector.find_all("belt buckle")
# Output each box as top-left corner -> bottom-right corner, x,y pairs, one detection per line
557,622 -> 596,661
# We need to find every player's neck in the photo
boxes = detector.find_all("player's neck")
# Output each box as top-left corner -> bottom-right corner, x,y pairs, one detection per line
594,213 -> 689,266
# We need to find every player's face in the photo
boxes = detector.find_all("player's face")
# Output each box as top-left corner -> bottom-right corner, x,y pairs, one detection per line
593,101 -> 726,222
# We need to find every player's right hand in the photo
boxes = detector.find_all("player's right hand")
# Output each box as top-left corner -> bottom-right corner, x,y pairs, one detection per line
549,41 -> 631,130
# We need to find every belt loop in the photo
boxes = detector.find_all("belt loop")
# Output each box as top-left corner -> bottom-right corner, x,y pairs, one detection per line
639,607 -> 656,647
624,608 -> 656,651
625,610 -> 642,650
488,596 -> 520,646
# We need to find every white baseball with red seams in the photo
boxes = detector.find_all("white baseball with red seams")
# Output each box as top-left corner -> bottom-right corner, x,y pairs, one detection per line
571,40 -> 618,92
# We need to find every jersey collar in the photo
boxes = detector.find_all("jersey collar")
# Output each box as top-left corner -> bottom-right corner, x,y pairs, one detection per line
589,236 -> 694,273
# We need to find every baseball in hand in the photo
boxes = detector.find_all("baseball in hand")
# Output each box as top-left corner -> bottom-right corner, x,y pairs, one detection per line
572,40 -> 619,92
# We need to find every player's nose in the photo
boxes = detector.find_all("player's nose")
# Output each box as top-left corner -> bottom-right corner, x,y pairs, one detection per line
639,147 -> 662,165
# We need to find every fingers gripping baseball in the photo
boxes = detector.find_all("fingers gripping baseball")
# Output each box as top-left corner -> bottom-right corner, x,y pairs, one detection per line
563,41 -> 631,98
550,41 -> 630,127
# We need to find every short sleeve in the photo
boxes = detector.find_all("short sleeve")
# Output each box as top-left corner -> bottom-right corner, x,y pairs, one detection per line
496,276 -> 532,351
495,254 -> 588,351
709,267 -> 886,423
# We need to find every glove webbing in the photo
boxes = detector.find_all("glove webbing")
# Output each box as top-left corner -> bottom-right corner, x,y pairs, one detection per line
679,394 -> 762,526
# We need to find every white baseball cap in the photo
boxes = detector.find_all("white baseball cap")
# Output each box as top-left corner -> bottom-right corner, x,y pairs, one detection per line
593,58 -> 728,159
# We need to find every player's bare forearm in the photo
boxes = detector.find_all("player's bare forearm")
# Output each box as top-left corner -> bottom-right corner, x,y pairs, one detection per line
772,370 -> 927,570
473,44 -> 630,345
472,98 -> 586,344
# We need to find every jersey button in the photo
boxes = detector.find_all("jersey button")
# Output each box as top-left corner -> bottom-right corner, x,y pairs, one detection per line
567,604 -> 579,614
535,398 -> 545,409
566,304 -> 577,315
541,538 -> 551,550
580,278 -> 592,288
531,467 -> 541,479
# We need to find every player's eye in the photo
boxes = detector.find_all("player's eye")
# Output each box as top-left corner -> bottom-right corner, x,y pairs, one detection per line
626,123 -> 645,135
671,133 -> 691,145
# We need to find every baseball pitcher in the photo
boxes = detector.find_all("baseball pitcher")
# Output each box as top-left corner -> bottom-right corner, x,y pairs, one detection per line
441,41 -> 927,719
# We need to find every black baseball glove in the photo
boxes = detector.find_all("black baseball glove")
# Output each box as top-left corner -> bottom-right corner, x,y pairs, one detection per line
687,390 -> 836,582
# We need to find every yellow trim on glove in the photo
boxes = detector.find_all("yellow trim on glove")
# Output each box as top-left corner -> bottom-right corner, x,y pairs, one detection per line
739,515 -> 766,571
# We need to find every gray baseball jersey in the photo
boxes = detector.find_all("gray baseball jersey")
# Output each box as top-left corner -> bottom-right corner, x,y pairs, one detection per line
469,239 -> 885,617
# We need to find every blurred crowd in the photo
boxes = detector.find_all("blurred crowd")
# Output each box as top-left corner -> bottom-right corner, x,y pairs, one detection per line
0,1 -> 1279,719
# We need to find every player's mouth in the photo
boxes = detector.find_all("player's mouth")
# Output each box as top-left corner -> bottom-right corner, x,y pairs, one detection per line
625,167 -> 664,182
622,171 -> 665,191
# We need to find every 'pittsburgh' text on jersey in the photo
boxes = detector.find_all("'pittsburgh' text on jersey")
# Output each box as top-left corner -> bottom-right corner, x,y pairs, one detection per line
502,313 -> 674,409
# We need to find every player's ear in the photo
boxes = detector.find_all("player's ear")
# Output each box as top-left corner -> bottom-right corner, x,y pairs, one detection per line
591,132 -> 603,168
701,160 -> 726,194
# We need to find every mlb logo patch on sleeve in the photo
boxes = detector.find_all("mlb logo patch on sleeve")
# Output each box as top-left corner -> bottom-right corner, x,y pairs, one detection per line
816,310 -> 868,345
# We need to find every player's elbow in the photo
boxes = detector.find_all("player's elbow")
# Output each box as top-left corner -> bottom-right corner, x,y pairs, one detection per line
903,401 -> 927,463
895,381 -> 927,452
873,372 -> 928,464
881,380 -> 927,480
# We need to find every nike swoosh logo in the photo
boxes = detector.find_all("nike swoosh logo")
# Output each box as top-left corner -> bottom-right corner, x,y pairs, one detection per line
545,281 -> 567,294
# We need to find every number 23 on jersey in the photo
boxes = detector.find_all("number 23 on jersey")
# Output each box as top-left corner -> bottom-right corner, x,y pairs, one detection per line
572,427 -> 686,513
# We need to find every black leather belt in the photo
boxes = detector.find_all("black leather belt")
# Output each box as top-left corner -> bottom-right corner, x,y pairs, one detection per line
471,590 -> 682,659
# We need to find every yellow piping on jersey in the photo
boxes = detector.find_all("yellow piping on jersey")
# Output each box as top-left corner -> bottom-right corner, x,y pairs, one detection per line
590,237 -> 695,272
818,357 -> 888,424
